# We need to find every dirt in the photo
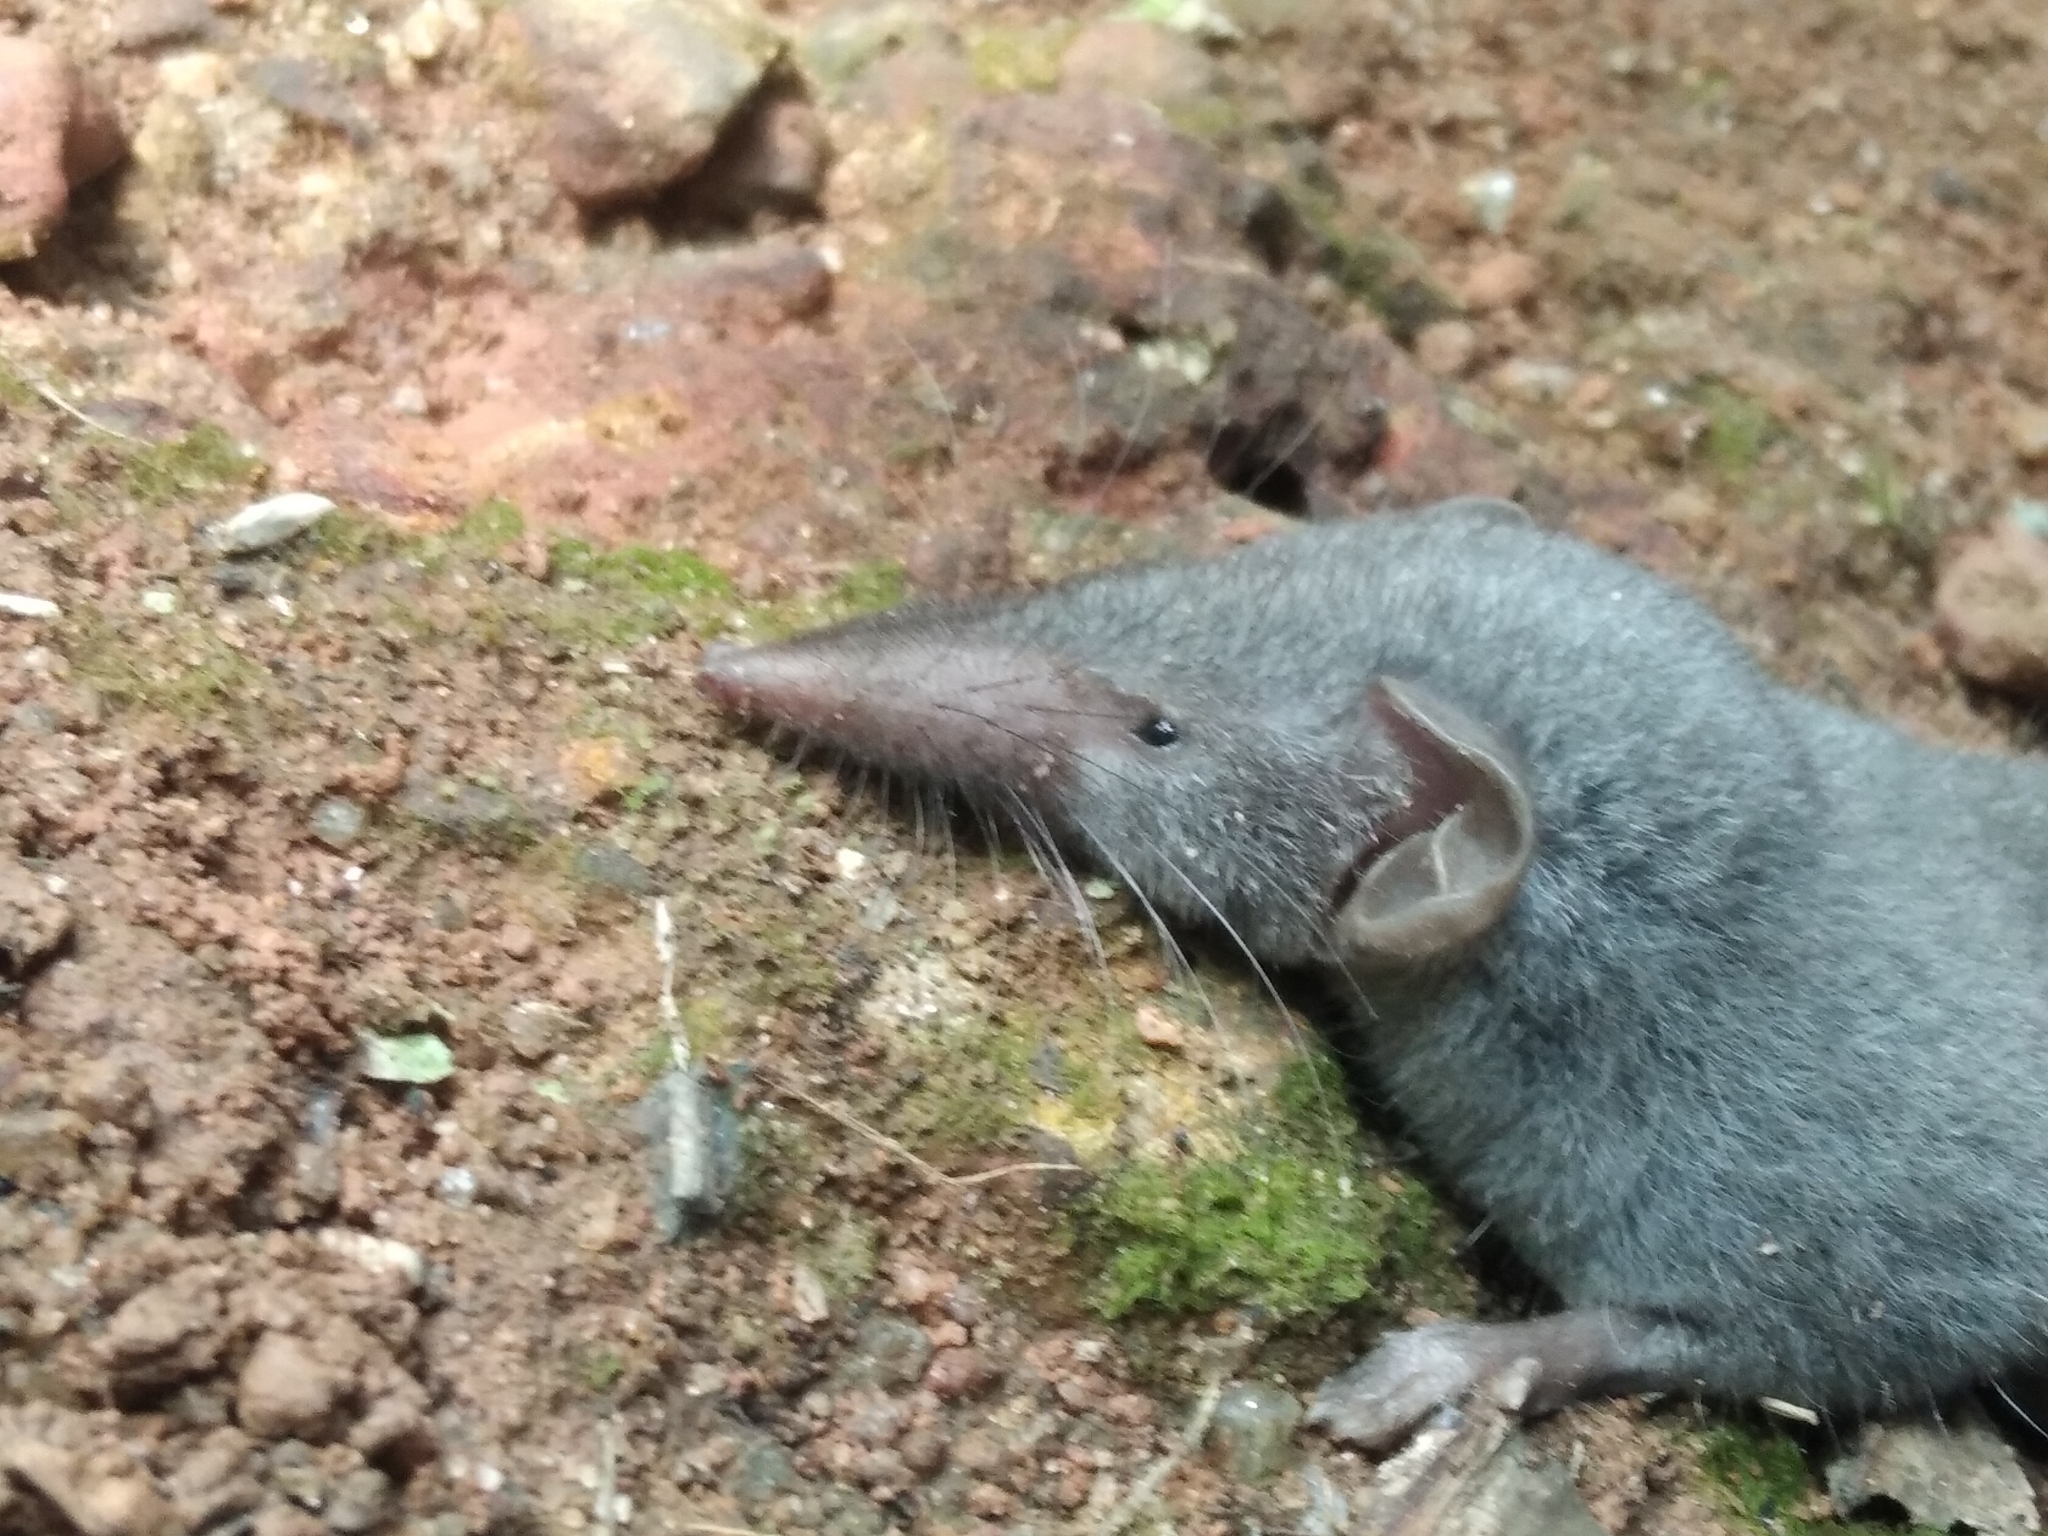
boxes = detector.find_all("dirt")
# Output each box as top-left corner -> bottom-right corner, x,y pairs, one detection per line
3,0 -> 2048,1532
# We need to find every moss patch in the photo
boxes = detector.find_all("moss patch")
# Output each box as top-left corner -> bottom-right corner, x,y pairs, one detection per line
1697,1424 -> 1942,1536
305,505 -> 409,567
748,558 -> 911,639
68,612 -> 276,727
542,538 -> 733,647
0,360 -> 35,413
887,1009 -> 1040,1155
1694,383 -> 1780,486
1077,1052 -> 1448,1321
964,22 -> 1075,93
456,496 -> 525,552
121,423 -> 260,505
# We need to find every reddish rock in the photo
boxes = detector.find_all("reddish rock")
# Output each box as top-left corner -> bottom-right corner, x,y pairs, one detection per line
1415,319 -> 1478,378
2,1439 -> 176,1536
0,855 -> 70,974
1934,515 -> 2048,696
2008,402 -> 2048,466
99,1268 -> 225,1390
236,1331 -> 351,1441
1461,250 -> 1542,312
509,0 -> 786,209
923,1345 -> 1001,1401
0,39 -> 124,262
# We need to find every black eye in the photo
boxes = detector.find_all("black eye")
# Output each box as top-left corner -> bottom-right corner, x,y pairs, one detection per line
1133,715 -> 1180,747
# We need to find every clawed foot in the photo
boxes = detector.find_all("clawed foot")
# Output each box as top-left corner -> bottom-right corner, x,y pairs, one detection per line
1305,1322 -> 1536,1451
1308,1308 -> 1679,1451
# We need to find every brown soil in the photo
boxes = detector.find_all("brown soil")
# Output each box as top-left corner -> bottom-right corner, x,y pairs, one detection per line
4,0 -> 2047,1532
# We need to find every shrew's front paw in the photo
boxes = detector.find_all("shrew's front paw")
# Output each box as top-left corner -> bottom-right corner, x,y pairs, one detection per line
1305,1323 -> 1502,1451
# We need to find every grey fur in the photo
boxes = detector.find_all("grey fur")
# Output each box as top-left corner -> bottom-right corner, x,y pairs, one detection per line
698,496 -> 2048,1432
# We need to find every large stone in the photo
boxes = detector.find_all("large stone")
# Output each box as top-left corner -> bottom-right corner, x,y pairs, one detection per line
236,1331 -> 351,1441
0,855 -> 70,974
1934,513 -> 2048,696
1826,1411 -> 2038,1536
510,0 -> 788,208
0,38 -> 125,261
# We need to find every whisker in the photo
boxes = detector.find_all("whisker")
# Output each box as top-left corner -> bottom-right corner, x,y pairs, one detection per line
1084,834 -> 1223,1038
1009,792 -> 1106,973
1152,847 -> 1351,1141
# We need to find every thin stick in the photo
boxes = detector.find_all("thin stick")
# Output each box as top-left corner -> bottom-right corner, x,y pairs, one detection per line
593,1417 -> 619,1533
1092,1372 -> 1224,1536
756,1065 -> 1082,1189
0,350 -> 146,444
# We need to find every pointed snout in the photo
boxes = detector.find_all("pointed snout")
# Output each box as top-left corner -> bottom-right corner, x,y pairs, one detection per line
694,640 -> 755,712
694,638 -> 855,736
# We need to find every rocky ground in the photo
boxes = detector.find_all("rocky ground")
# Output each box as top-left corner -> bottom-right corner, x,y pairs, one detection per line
3,0 -> 2048,1533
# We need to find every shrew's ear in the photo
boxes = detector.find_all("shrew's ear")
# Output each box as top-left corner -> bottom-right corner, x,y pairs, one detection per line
1334,678 -> 1535,966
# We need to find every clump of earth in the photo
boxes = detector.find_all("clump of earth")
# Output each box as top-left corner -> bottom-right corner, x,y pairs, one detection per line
4,0 -> 2048,1532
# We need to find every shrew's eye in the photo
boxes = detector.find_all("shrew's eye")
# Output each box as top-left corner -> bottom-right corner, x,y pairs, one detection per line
1133,716 -> 1181,747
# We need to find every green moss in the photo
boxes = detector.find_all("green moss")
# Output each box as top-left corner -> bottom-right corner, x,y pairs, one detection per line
553,540 -> 729,600
806,1214 -> 881,1298
306,506 -> 407,566
742,558 -> 912,641
826,559 -> 908,617
630,1034 -> 675,1081
1697,1423 -> 1940,1536
1696,384 -> 1779,485
579,1348 -> 625,1392
122,424 -> 259,504
69,613 -> 274,725
964,22 -> 1075,93
456,496 -> 525,551
1077,1052 -> 1447,1322
888,1010 -> 1039,1155
680,993 -> 737,1059
0,361 -> 34,412
538,539 -> 733,647
621,772 -> 672,813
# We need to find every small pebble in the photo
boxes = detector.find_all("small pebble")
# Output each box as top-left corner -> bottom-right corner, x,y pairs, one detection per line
923,1346 -> 999,1401
205,491 -> 333,554
1206,1381 -> 1302,1483
1134,1003 -> 1185,1050
502,999 -> 584,1063
1415,320 -> 1477,378
497,923 -> 538,960
325,1468 -> 393,1534
790,1264 -> 830,1324
397,1 -> 457,63
858,889 -> 901,931
846,1314 -> 933,1390
2008,402 -> 2048,466
1490,358 -> 1579,404
140,588 -> 179,614
1459,167 -> 1517,234
437,1166 -> 477,1209
0,593 -> 60,619
571,843 -> 656,894
1462,250 -> 1542,312
310,797 -> 366,849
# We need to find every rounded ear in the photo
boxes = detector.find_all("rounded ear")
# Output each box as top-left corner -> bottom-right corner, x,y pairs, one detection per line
1334,678 -> 1535,966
